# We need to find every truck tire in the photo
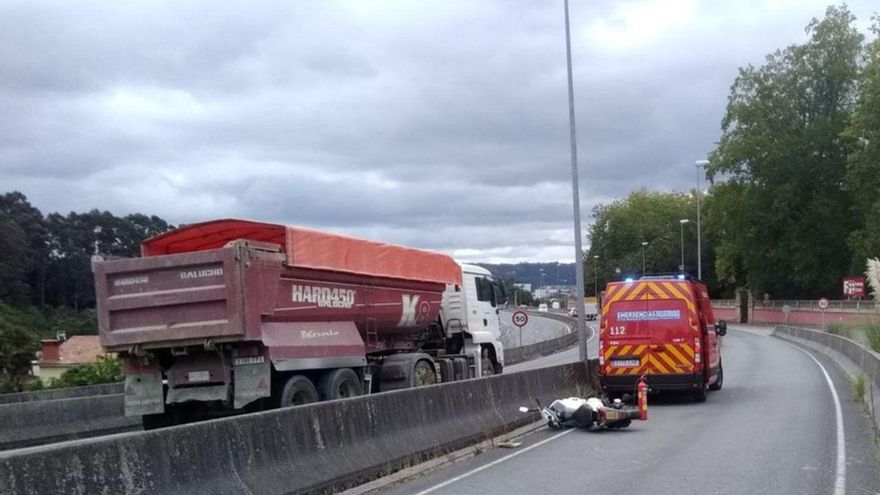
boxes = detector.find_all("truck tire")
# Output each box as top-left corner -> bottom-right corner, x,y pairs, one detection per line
481,356 -> 495,376
413,360 -> 437,387
709,362 -> 724,391
692,382 -> 708,403
318,368 -> 363,400
278,374 -> 319,407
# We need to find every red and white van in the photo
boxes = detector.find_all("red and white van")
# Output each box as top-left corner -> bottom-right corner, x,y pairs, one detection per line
598,276 -> 726,402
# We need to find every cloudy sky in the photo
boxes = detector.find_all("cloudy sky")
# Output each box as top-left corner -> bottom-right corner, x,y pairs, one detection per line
2,1 -> 877,262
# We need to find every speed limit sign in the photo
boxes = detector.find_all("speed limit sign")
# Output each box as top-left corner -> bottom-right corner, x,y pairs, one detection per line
512,310 -> 528,328
818,298 -> 829,310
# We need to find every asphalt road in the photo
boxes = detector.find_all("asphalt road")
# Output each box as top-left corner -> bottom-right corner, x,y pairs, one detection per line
375,326 -> 880,495
498,310 -> 571,349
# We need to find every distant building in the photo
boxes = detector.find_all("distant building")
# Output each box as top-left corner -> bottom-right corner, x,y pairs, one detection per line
35,335 -> 109,383
513,283 -> 532,292
534,285 -> 576,299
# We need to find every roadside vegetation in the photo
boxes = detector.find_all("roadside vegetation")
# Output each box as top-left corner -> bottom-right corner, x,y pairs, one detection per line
852,372 -> 867,404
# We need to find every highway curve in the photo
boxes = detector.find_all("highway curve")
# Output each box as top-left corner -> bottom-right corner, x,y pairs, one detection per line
371,326 -> 880,495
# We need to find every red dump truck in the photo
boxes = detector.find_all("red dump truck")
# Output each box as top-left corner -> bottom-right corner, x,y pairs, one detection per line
93,219 -> 505,427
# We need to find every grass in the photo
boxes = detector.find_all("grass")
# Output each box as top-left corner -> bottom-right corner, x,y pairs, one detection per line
852,373 -> 867,404
865,322 -> 880,354
825,323 -> 852,338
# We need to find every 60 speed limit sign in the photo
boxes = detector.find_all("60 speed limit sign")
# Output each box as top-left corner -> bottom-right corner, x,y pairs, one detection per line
512,310 -> 528,328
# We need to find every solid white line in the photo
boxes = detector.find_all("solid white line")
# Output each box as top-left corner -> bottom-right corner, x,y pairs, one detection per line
778,339 -> 846,495
411,429 -> 574,495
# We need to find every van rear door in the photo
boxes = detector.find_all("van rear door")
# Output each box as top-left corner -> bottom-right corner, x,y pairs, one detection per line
602,281 -> 698,377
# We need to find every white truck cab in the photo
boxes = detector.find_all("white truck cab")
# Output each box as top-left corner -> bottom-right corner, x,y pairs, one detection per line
440,263 -> 504,374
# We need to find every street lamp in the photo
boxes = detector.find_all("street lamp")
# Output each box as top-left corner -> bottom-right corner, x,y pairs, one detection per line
695,159 -> 709,280
679,219 -> 690,272
593,255 -> 600,297
641,241 -> 648,276
563,0 -> 589,363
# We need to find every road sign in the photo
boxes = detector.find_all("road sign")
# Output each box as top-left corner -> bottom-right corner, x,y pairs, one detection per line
782,304 -> 791,314
512,310 -> 528,328
843,277 -> 866,297
818,298 -> 829,310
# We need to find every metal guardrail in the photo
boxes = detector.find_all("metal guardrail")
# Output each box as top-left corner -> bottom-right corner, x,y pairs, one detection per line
713,299 -> 876,313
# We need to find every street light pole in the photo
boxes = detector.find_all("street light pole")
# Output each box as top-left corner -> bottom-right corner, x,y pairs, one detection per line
641,241 -> 648,276
679,219 -> 690,272
593,255 -> 599,297
695,159 -> 709,280
564,0 -> 588,363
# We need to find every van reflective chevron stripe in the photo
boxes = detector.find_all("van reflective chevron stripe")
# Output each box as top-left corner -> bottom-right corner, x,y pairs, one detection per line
604,343 -> 695,376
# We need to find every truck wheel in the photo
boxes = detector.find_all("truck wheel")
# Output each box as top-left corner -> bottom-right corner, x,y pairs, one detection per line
481,357 -> 495,376
278,374 -> 319,407
709,362 -> 724,391
692,383 -> 708,403
413,360 -> 437,387
318,368 -> 363,400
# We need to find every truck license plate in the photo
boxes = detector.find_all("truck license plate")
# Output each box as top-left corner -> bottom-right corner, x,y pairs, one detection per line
187,370 -> 211,382
611,359 -> 639,368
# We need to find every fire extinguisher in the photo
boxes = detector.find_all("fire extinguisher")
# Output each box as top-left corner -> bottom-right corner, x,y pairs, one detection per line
637,375 -> 648,421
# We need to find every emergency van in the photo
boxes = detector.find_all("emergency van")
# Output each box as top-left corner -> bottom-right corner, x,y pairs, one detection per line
598,275 -> 726,402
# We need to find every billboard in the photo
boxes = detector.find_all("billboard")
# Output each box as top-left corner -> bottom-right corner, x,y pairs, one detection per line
842,277 -> 866,297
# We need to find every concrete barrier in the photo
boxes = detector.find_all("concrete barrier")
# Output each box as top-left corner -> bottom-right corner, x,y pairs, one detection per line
505,313 -> 577,365
0,362 -> 591,495
774,325 -> 880,431
0,394 -> 140,450
0,382 -> 122,405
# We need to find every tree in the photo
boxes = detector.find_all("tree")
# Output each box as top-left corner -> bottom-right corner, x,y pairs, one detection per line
0,192 -> 49,305
0,327 -> 36,392
585,190 -> 713,293
0,212 -> 30,304
707,5 -> 863,298
845,17 -> 880,271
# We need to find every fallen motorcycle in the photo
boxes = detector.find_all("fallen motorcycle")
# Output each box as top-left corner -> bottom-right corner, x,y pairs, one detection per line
519,376 -> 648,430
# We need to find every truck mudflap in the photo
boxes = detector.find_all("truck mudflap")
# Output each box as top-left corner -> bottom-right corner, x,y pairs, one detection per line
123,365 -> 164,417
233,359 -> 271,409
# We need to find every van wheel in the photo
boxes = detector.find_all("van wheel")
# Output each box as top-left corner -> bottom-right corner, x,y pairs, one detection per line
693,383 -> 708,403
709,362 -> 723,391
413,360 -> 437,387
318,368 -> 363,400
278,374 -> 319,407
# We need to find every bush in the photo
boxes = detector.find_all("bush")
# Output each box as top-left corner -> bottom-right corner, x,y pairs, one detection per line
48,356 -> 123,388
852,373 -> 867,404
865,323 -> 880,354
826,323 -> 852,338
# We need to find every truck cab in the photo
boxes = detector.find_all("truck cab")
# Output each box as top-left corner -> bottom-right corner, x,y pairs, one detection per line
598,276 -> 726,402
440,264 -> 504,375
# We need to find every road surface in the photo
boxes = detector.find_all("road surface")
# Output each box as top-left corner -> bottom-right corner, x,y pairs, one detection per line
373,326 -> 880,495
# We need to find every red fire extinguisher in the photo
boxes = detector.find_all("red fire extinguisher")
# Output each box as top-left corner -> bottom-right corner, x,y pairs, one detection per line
637,375 -> 648,421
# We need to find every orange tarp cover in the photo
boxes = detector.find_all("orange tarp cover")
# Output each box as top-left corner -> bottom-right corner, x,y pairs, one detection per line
141,219 -> 462,285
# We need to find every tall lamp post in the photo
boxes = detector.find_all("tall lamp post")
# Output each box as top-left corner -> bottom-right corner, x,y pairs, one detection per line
593,255 -> 599,297
695,159 -> 709,280
679,219 -> 690,272
641,241 -> 648,276
563,0 -> 588,363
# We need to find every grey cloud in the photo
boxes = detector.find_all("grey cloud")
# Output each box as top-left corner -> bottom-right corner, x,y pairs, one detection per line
1,0 -> 877,262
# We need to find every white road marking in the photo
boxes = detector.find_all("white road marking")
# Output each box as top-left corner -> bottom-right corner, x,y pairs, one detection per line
411,429 -> 574,495
778,339 -> 846,495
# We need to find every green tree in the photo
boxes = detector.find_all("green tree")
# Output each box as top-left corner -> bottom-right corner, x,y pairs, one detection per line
707,5 -> 863,298
0,212 -> 30,304
845,18 -> 880,270
0,318 -> 38,392
0,192 -> 49,306
586,190 -> 711,293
